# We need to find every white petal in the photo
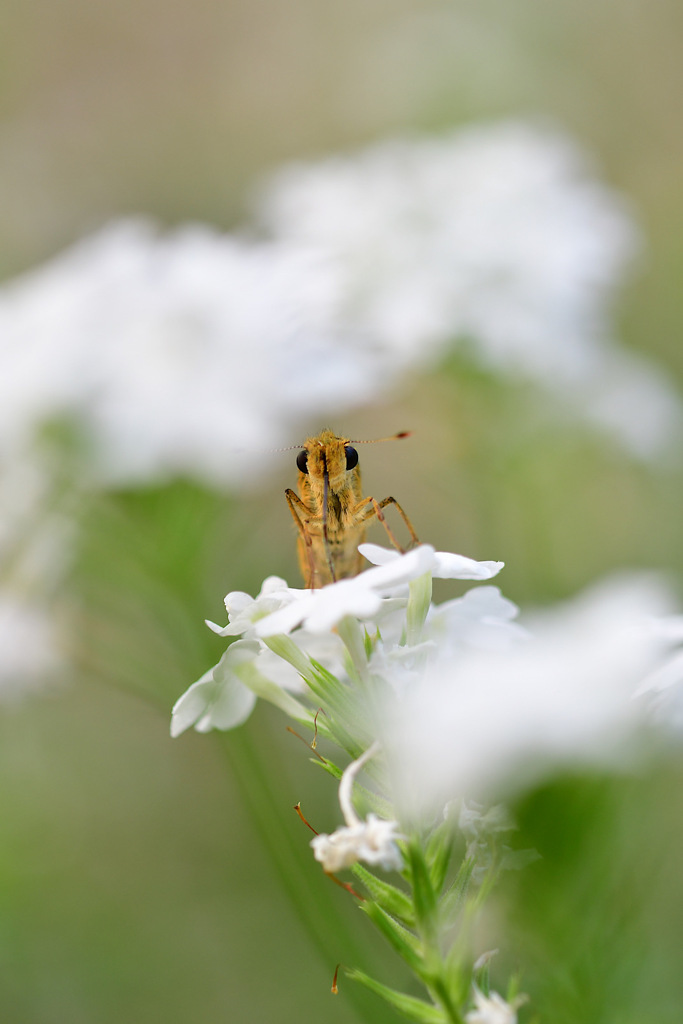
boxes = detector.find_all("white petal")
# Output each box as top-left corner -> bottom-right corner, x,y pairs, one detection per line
431,551 -> 504,580
359,542 -> 503,582
170,641 -> 260,736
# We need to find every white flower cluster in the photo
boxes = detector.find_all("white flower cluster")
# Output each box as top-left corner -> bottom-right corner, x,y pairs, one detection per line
172,543 -> 678,863
1,120 -> 678,494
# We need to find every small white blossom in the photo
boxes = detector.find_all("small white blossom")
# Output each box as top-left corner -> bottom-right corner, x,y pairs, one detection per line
170,640 -> 259,737
465,987 -> 521,1024
206,576 -> 303,638
311,743 -> 403,873
311,814 -> 404,873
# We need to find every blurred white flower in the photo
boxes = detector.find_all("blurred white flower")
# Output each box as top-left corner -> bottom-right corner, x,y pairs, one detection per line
311,743 -> 403,872
0,593 -> 62,699
426,587 -> 526,653
635,616 -> 683,731
379,575 -> 674,814
4,121 -> 679,492
0,220 -> 384,487
257,120 -> 682,457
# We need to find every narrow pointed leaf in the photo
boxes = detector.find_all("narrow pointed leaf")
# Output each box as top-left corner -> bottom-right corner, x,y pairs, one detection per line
351,863 -> 415,924
441,857 -> 475,920
360,902 -> 424,976
408,840 -> 438,941
345,968 -> 447,1024
426,827 -> 454,895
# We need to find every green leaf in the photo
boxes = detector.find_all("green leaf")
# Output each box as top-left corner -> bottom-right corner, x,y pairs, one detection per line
309,756 -> 343,780
441,857 -> 476,920
306,658 -> 354,716
408,840 -> 439,942
360,902 -> 424,976
426,826 -> 454,896
345,968 -> 447,1024
351,863 -> 415,925
472,958 -> 490,996
306,660 -> 368,752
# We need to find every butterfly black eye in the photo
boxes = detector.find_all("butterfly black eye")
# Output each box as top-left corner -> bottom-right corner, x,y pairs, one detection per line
296,450 -> 309,474
344,445 -> 359,470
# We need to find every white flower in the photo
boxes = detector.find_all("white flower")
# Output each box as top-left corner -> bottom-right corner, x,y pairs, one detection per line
171,627 -> 319,736
379,575 -> 675,814
465,987 -> 520,1024
170,640 -> 260,736
206,575 -> 350,688
311,814 -> 404,873
257,121 -> 681,457
254,545 -> 438,637
206,576 -> 302,638
359,543 -> 504,580
311,743 -> 403,872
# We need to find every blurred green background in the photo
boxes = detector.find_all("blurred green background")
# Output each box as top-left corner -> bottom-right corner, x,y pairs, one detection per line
1,0 -> 683,1021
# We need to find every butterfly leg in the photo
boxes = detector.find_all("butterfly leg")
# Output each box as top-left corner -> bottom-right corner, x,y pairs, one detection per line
285,489 -> 318,588
355,495 -> 419,554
